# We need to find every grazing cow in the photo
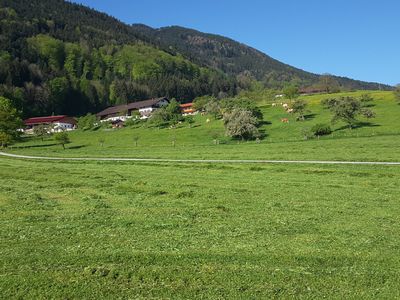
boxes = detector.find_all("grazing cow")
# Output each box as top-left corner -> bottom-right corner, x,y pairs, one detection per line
281,118 -> 289,123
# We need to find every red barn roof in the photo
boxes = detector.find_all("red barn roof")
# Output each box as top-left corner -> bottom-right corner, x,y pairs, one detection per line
24,115 -> 75,126
180,103 -> 193,108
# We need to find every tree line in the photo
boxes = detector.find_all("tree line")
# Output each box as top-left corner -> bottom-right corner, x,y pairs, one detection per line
0,33 -> 238,118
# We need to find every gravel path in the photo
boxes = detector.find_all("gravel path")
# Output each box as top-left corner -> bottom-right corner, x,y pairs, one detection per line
1,151 -> 400,166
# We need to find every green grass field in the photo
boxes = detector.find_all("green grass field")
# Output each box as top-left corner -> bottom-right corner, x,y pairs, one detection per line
6,91 -> 400,162
1,158 -> 400,298
1,90 -> 400,298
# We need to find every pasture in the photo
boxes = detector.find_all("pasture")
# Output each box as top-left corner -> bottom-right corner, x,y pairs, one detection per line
6,91 -> 400,162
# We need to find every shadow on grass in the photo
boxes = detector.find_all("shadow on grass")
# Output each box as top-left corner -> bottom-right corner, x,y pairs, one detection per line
304,113 -> 317,120
258,129 -> 268,139
362,103 -> 376,108
259,120 -> 272,126
334,122 -> 380,131
13,143 -> 58,149
68,145 -> 87,150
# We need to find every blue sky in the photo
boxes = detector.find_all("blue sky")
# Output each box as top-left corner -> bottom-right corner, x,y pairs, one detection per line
71,0 -> 399,85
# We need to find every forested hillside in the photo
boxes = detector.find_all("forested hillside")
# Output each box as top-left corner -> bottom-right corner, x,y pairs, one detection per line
0,0 -> 236,117
132,26 -> 393,91
0,0 -> 392,118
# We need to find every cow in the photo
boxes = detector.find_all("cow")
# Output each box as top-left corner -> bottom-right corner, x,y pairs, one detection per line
282,103 -> 289,109
281,118 -> 289,123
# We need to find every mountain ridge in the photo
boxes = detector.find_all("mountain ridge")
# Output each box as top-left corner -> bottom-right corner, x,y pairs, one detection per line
130,24 -> 392,90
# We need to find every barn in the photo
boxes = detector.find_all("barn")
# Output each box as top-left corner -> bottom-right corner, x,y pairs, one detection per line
24,115 -> 77,133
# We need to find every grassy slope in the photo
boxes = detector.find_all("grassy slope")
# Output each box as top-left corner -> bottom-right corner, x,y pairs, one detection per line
1,158 -> 400,298
2,90 -> 400,298
8,91 -> 400,161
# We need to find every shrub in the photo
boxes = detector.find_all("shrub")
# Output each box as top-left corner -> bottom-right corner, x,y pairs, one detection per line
125,117 -> 141,127
312,123 -> 332,136
185,116 -> 195,128
360,93 -> 373,103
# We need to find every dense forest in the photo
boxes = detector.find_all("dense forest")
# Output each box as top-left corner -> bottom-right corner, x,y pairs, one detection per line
0,0 -> 237,117
0,0 -> 393,118
131,25 -> 393,91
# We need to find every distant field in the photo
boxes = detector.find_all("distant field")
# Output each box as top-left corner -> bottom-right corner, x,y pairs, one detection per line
1,90 -> 400,298
1,158 -> 400,298
6,91 -> 400,162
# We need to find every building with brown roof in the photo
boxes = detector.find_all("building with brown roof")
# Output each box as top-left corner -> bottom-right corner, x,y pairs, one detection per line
96,97 -> 169,121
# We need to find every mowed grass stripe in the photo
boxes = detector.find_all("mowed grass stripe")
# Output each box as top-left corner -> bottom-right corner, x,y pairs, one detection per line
2,151 -> 400,165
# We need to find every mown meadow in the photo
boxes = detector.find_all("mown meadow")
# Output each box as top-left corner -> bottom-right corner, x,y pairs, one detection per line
1,158 -> 400,298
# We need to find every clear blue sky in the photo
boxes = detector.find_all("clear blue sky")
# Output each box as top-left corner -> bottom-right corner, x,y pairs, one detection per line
71,0 -> 399,85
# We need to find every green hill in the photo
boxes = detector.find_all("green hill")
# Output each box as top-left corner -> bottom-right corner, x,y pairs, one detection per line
132,25 -> 393,90
9,91 -> 400,161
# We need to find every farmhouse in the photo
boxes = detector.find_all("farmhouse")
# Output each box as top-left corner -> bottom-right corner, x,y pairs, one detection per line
180,103 -> 196,115
96,97 -> 169,121
24,115 -> 77,133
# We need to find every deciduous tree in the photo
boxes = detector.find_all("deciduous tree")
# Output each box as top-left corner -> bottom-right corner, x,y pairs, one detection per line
205,100 -> 221,119
33,124 -> 51,141
54,132 -> 70,149
0,96 -> 23,147
291,99 -> 308,121
223,109 -> 260,140
283,85 -> 299,100
77,113 -> 97,130
324,96 -> 375,129
319,74 -> 340,93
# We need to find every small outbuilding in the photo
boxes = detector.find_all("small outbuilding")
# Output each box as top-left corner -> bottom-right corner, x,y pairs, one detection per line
180,103 -> 196,115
